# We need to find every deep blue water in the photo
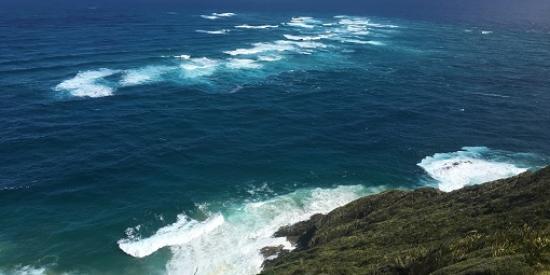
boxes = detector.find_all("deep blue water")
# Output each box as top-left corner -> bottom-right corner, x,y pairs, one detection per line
1,9 -> 550,275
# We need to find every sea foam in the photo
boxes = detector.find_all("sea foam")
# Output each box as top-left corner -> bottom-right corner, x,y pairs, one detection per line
286,17 -> 321,29
120,65 -> 172,86
235,24 -> 279,29
226,58 -> 263,69
200,12 -> 236,20
417,147 -> 533,192
224,40 -> 326,57
55,68 -> 119,97
283,34 -> 330,41
180,58 -> 220,78
119,184 -> 380,275
196,29 -> 230,35
2,265 -> 47,275
118,214 -> 225,258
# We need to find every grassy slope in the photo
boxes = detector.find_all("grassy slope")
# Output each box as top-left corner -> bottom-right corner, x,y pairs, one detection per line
261,167 -> 550,275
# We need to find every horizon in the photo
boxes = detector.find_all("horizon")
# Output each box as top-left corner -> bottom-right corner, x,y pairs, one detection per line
2,0 -> 550,27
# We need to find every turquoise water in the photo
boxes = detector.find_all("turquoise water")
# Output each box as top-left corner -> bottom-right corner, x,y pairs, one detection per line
1,10 -> 550,275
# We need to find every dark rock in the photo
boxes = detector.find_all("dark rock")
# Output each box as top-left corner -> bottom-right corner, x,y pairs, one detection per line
260,245 -> 286,258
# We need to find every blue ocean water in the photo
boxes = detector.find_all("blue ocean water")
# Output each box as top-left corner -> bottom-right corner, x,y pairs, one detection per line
1,9 -> 550,275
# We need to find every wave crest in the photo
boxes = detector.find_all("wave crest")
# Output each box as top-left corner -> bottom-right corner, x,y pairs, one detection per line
417,146 -> 542,192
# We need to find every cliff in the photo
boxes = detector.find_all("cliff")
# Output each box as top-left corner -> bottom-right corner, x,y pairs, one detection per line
260,167 -> 550,274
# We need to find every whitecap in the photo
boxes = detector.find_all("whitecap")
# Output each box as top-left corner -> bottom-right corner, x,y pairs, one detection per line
196,29 -> 230,35
417,147 -> 531,192
235,24 -> 279,29
120,65 -> 172,86
257,55 -> 283,62
54,68 -> 119,98
338,38 -> 385,46
286,17 -> 321,29
180,57 -> 220,78
481,30 -> 493,35
200,15 -> 218,20
200,12 -> 236,20
224,40 -> 326,57
223,41 -> 296,56
283,34 -> 330,41
213,12 -> 236,17
226,58 -> 263,69
278,40 -> 327,49
338,18 -> 370,26
3,265 -> 47,275
174,54 -> 191,60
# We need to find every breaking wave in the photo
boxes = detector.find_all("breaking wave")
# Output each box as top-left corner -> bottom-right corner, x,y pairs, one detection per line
54,15 -> 397,98
235,24 -> 279,29
200,12 -> 236,20
120,66 -> 171,86
54,68 -> 119,98
118,184 -> 382,275
418,146 -> 544,192
196,29 -> 230,35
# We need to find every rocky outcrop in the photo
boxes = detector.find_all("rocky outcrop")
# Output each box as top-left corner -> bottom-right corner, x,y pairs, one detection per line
261,167 -> 550,274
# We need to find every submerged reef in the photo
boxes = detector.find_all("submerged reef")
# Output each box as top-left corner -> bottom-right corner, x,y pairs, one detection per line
261,166 -> 550,274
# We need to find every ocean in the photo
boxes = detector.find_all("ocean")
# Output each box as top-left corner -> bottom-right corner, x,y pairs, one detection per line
1,8 -> 550,275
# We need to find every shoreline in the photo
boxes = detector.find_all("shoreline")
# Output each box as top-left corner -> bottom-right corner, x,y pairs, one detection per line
260,167 -> 550,274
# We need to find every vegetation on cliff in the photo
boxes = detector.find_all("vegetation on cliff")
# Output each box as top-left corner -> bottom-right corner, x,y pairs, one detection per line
261,167 -> 550,274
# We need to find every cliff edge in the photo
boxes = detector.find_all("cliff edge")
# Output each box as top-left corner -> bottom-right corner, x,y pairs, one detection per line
261,167 -> 550,274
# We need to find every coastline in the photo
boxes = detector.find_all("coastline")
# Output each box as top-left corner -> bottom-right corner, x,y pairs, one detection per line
260,166 -> 550,274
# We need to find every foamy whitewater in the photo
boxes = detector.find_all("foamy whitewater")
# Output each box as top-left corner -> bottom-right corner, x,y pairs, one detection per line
118,185 -> 380,275
418,147 -> 536,192
53,15 -> 395,98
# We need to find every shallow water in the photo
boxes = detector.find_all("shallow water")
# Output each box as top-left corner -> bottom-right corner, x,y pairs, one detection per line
1,10 -> 549,275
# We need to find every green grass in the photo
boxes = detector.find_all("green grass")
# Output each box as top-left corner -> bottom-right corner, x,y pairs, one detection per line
261,167 -> 550,275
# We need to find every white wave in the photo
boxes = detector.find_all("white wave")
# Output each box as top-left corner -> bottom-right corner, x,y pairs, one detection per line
119,185 -> 380,275
344,25 -> 369,35
367,23 -> 399,28
2,266 -> 46,275
335,17 -> 400,35
224,41 -> 296,56
481,30 -> 493,35
283,34 -> 329,41
226,58 -> 263,69
418,147 -> 530,192
174,54 -> 191,60
54,68 -> 119,98
200,15 -> 218,20
471,92 -> 510,98
286,17 -> 321,29
257,55 -> 283,62
180,57 -> 220,78
235,24 -> 279,29
338,38 -> 385,46
201,12 -> 236,20
213,12 -> 236,17
118,214 -> 225,258
336,16 -> 398,29
338,18 -> 370,26
278,40 -> 327,50
196,29 -> 230,35
120,65 -> 172,86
